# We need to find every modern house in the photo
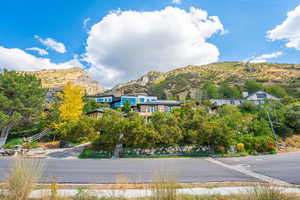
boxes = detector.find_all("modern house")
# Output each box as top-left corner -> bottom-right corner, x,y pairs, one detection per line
86,107 -> 110,119
137,100 -> 182,116
210,91 -> 279,106
88,94 -> 181,116
89,95 -> 158,108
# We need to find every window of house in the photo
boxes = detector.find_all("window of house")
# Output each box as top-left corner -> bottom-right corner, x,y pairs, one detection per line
257,93 -> 267,98
167,106 -> 172,112
150,106 -> 155,112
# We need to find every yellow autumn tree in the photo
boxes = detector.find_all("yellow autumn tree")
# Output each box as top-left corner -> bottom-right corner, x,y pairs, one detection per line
57,82 -> 85,123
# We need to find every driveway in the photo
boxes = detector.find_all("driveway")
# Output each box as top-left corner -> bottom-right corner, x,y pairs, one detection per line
217,152 -> 300,185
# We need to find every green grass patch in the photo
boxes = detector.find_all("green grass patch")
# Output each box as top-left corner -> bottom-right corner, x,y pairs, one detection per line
79,149 -> 210,159
79,149 -> 111,159
215,152 -> 249,158
3,137 -> 24,149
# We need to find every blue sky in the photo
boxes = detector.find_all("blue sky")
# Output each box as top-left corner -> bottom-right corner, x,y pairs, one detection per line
1,0 -> 300,87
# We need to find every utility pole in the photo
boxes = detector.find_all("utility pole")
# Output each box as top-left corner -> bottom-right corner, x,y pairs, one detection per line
265,110 -> 279,148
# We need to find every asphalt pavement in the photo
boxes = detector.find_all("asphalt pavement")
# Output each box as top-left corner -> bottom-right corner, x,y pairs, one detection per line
0,158 -> 258,184
217,152 -> 300,185
0,152 -> 299,184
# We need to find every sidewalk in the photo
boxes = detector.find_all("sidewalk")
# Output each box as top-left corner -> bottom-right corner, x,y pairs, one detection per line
26,187 -> 300,198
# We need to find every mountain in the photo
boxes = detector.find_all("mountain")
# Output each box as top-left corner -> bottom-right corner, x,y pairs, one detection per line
107,62 -> 300,99
23,68 -> 104,95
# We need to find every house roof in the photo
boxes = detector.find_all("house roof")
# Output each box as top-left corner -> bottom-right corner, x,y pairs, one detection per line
245,91 -> 279,99
86,107 -> 128,117
210,99 -> 242,101
86,107 -> 111,115
138,100 -> 181,106
88,94 -> 115,98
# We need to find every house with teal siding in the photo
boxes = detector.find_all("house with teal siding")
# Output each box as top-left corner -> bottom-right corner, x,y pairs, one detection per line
88,94 -> 180,115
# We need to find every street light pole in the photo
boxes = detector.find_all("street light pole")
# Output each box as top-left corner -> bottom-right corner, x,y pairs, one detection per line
265,109 -> 279,148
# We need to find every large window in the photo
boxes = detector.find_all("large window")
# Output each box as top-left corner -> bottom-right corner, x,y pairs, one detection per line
121,97 -> 137,106
256,93 -> 267,98
96,97 -> 112,103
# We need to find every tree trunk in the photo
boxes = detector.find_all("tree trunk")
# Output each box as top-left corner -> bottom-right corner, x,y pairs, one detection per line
0,118 -> 27,138
113,144 -> 123,159
0,126 -> 11,138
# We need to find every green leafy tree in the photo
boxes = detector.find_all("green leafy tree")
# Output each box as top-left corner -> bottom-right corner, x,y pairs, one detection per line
173,102 -> 207,146
196,116 -> 233,153
244,80 -> 264,94
218,105 -> 252,134
123,101 -> 132,113
59,116 -> 97,143
123,112 -> 158,149
249,119 -> 272,136
238,101 -> 260,114
92,110 -> 128,152
285,110 -> 300,134
150,112 -> 182,147
203,83 -> 219,99
0,70 -> 47,140
219,84 -> 241,98
265,85 -> 287,98
83,98 -> 101,113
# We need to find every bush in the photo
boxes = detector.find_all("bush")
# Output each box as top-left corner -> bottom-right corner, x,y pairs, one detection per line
275,125 -> 294,138
234,134 -> 276,154
254,136 -> 276,153
22,141 -> 40,149
58,117 -> 97,143
236,143 -> 245,152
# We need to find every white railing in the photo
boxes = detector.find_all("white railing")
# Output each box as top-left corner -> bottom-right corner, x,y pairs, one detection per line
24,129 -> 52,143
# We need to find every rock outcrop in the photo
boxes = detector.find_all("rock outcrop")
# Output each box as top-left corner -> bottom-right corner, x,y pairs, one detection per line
23,68 -> 103,95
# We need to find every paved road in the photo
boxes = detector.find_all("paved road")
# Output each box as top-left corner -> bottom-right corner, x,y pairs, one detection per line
217,152 -> 300,185
0,158 -> 258,184
0,152 -> 299,184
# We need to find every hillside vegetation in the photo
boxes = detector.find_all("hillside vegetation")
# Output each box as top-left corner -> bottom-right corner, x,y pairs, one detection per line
109,62 -> 300,99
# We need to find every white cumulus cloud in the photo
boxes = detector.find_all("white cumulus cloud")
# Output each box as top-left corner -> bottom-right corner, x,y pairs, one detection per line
35,35 -> 67,53
85,7 -> 224,88
172,0 -> 182,5
0,46 -> 82,71
25,47 -> 48,56
250,52 -> 283,63
267,5 -> 300,50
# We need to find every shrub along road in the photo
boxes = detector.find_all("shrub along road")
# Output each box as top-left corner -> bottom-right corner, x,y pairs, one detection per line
0,152 -> 299,185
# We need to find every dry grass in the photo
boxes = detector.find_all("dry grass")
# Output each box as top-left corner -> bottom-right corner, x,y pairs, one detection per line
151,172 -> 178,200
5,159 -> 44,200
285,135 -> 300,149
244,185 -> 299,200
